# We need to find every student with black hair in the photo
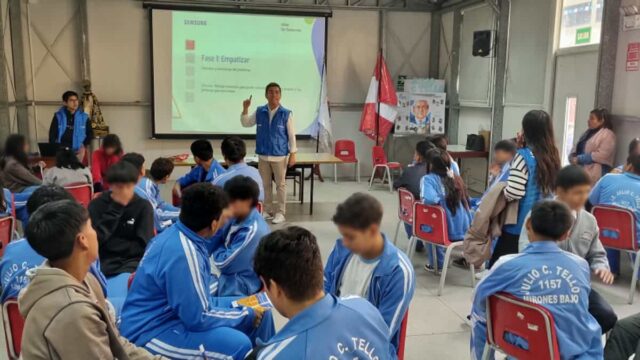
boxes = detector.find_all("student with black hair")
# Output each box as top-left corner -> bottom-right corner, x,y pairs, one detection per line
324,192 -> 415,351
135,157 -> 180,233
121,152 -> 146,181
518,165 -> 617,333
43,146 -> 92,186
426,134 -> 460,175
471,200 -> 602,359
48,90 -> 93,160
209,176 -> 270,296
613,137 -> 640,173
488,139 -> 516,187
570,108 -> 616,184
120,183 -> 274,359
91,133 -> 123,192
88,161 -> 154,276
173,139 -> 225,199
0,134 -> 42,193
213,136 -> 264,202
18,200 -> 159,359
249,226 -> 395,360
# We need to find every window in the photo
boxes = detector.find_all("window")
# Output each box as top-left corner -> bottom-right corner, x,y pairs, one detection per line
559,0 -> 603,48
562,97 -> 578,166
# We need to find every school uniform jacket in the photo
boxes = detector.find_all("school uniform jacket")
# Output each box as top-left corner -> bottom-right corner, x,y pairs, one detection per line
212,162 -> 265,202
177,160 -> 225,189
209,208 -> 270,296
135,177 -> 180,233
255,294 -> 396,360
470,241 -> 602,360
324,235 -> 415,349
589,172 -> 640,244
119,221 -> 255,347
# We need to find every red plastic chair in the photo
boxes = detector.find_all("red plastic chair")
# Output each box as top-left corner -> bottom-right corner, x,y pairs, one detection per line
64,183 -> 93,208
393,188 -> 416,246
2,298 -> 24,359
592,204 -> 639,304
127,272 -> 136,290
368,146 -> 401,192
0,217 -> 14,258
397,311 -> 409,360
482,292 -> 560,360
409,203 -> 476,295
256,202 -> 264,215
333,140 -> 360,183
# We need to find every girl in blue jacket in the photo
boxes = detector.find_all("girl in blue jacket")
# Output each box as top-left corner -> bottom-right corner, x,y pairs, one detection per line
420,148 -> 472,270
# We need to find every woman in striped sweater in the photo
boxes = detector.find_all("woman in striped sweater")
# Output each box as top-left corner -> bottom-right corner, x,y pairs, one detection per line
488,110 -> 561,268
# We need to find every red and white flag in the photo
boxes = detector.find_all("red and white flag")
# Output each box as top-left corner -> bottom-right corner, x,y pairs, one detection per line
359,52 -> 398,143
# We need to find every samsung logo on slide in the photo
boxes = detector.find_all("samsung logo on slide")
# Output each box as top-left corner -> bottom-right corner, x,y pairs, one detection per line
184,19 -> 207,25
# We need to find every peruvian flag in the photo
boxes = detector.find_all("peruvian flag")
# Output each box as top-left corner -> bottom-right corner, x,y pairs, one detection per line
359,52 -> 398,144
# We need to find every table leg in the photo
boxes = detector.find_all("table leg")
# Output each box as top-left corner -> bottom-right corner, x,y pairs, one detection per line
310,165 -> 314,215
300,167 -> 304,204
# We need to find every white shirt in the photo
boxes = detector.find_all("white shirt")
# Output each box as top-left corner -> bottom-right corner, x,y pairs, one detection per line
338,254 -> 380,298
240,106 -> 297,162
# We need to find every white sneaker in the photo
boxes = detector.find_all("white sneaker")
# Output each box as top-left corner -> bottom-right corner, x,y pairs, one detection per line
263,212 -> 274,220
272,213 -> 286,224
475,269 -> 489,280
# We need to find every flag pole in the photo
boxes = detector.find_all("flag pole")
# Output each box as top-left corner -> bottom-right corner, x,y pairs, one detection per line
375,49 -> 382,146
315,62 -> 325,154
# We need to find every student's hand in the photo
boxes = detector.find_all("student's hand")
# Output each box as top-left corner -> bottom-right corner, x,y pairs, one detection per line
288,153 -> 296,168
242,96 -> 252,114
489,163 -> 500,177
253,307 -> 265,328
610,167 -> 623,174
594,268 -> 615,285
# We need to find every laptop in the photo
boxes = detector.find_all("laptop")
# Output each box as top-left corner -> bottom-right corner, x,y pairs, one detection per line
37,143 -> 60,157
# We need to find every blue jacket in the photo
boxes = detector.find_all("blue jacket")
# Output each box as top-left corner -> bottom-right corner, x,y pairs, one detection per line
590,172 -> 640,244
119,221 -> 256,346
135,177 -> 180,233
504,147 -> 542,235
177,160 -> 226,189
470,241 -> 602,360
209,208 -> 270,296
324,235 -> 415,350
256,294 -> 396,360
0,238 -> 107,302
1,188 -> 11,217
212,162 -> 265,202
420,173 -> 472,240
54,106 -> 89,151
255,105 -> 291,157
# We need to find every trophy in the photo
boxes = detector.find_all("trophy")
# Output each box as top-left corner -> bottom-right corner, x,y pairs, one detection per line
82,81 -> 109,137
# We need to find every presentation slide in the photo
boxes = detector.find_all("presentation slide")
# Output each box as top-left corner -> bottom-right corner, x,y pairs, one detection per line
151,9 -> 327,137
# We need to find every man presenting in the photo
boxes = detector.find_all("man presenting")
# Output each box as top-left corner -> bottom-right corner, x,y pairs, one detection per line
241,82 -> 296,224
48,90 -> 93,161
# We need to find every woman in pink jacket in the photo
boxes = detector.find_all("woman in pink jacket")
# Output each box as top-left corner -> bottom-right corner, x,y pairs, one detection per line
570,108 -> 616,184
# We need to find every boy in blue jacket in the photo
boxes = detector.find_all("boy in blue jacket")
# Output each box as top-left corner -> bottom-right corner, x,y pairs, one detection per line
249,226 -> 396,360
120,183 -> 273,359
135,157 -> 180,233
325,192 -> 415,351
210,175 -> 270,296
471,200 -> 602,359
173,139 -> 225,199
213,136 -> 264,202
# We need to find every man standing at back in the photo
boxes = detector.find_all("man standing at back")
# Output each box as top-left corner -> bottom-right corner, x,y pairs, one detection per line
241,83 -> 297,224
49,90 -> 93,161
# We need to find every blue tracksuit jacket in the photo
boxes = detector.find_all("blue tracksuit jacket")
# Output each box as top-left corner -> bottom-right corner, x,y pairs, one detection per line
420,173 -> 472,240
324,235 -> 415,350
256,294 -> 396,359
119,221 -> 256,346
212,162 -> 265,202
209,208 -> 270,296
590,172 -> 640,244
470,241 -> 602,360
177,160 -> 226,189
135,177 -> 180,232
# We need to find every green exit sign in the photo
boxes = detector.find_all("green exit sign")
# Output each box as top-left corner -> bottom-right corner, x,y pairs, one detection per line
576,27 -> 592,45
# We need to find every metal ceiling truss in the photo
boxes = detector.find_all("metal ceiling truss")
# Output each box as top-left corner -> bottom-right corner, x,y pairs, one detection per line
141,0 -> 434,12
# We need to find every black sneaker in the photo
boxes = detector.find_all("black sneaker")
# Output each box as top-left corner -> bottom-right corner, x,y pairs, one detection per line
423,264 -> 436,273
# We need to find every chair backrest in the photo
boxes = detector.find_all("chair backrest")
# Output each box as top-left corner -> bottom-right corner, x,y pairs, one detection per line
397,188 -> 416,225
412,203 -> 451,246
372,146 -> 388,166
2,299 -> 24,359
397,311 -> 409,360
592,204 -> 638,251
334,140 -> 357,162
486,292 -> 560,360
64,183 -> 93,209
0,217 -> 14,258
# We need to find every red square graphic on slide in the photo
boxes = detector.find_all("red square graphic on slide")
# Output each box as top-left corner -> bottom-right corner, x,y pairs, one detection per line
185,40 -> 195,50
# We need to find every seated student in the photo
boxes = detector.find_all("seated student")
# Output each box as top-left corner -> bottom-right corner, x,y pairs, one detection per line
19,200 -> 159,359
0,134 -> 42,193
135,157 -> 180,233
91,133 -> 123,192
518,165 -> 617,333
213,136 -> 264,202
120,183 -> 273,358
612,137 -> 640,173
43,146 -> 92,186
604,312 -> 640,359
173,139 -> 225,198
590,153 -> 640,275
471,200 -> 602,359
325,192 -> 415,351
88,161 -> 154,277
421,148 -> 472,270
487,139 -> 516,189
426,134 -> 460,176
393,140 -> 433,199
210,176 -> 270,296
249,226 -> 396,360
121,152 -> 146,181
0,185 -> 107,303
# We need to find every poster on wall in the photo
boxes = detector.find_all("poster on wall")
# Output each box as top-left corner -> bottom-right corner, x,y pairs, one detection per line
394,92 -> 446,135
627,42 -> 640,72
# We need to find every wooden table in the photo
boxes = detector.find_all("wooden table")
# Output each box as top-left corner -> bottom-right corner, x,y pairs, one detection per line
173,153 -> 343,215
447,144 -> 489,160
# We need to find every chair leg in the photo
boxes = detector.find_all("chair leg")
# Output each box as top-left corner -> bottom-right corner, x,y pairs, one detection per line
368,166 -> 378,190
393,220 -> 401,246
438,245 -> 455,296
470,263 -> 476,288
628,250 -> 640,304
387,167 -> 393,193
334,164 -> 338,184
355,161 -> 360,183
481,343 -> 491,360
406,237 -> 416,262
431,245 -> 439,274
